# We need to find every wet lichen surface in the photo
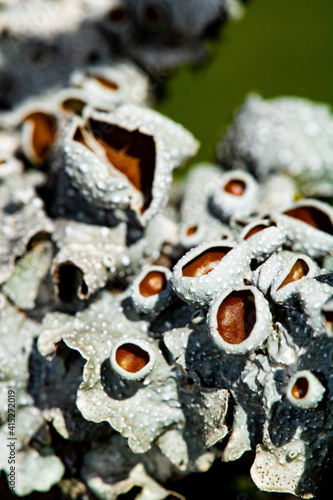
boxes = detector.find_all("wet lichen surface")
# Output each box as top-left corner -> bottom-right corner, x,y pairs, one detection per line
0,1 -> 333,500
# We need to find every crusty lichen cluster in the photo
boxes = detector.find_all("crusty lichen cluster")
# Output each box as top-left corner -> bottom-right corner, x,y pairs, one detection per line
1,1 -> 333,499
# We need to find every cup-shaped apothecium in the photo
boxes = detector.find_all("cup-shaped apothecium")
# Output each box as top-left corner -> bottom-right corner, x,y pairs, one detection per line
70,62 -> 150,108
274,199 -> 333,258
110,338 -> 156,381
131,265 -> 173,314
208,285 -> 272,355
180,218 -> 233,250
63,105 -> 198,226
243,221 -> 271,240
172,240 -> 252,309
284,204 -> 333,233
270,254 -> 318,304
277,259 -> 309,289
211,170 -> 259,220
286,370 -> 325,409
179,163 -> 234,249
139,270 -> 167,296
181,245 -> 231,278
180,221 -> 206,249
22,111 -> 57,165
239,219 -> 286,263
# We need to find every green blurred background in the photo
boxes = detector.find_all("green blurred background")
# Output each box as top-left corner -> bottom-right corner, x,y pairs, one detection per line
157,0 -> 333,169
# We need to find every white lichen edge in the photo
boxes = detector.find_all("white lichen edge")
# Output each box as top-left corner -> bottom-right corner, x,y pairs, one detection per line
286,370 -> 325,409
110,337 -> 156,381
207,285 -> 272,355
131,265 -> 173,315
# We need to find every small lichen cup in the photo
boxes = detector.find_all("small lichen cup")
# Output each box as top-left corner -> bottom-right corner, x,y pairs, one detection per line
207,285 -> 272,355
286,370 -> 325,409
110,337 -> 156,381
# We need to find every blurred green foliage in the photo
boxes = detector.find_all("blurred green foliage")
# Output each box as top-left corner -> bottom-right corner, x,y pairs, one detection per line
157,0 -> 333,170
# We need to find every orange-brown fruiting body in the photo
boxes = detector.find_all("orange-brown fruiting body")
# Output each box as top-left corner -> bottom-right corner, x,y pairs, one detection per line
90,120 -> 156,212
284,206 -> 333,234
217,290 -> 256,344
224,179 -> 246,196
186,225 -> 198,236
277,259 -> 309,290
94,76 -> 119,90
244,224 -> 267,240
25,112 -> 56,162
291,377 -> 309,399
182,247 -> 231,277
139,271 -> 167,297
115,343 -> 150,373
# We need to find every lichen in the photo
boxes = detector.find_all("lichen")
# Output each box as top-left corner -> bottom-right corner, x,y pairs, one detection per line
0,2 -> 332,499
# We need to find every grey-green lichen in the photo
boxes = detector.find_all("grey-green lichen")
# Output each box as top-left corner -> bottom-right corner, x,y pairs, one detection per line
0,2 -> 332,498
2,85 -> 333,499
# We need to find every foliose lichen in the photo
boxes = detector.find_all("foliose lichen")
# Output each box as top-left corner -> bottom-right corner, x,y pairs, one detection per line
1,2 -> 332,499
